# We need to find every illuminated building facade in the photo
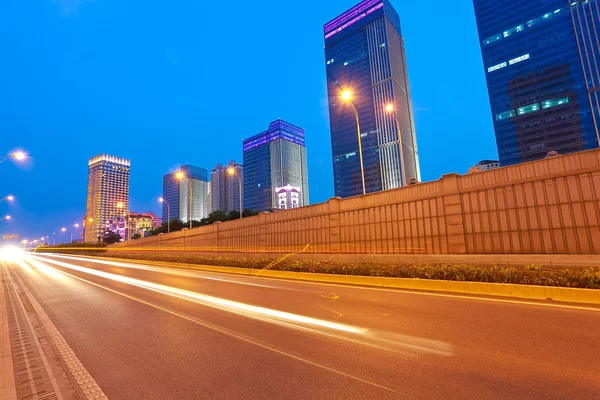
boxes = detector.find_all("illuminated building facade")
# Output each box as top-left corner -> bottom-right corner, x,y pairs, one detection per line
105,211 -> 161,239
276,185 -> 301,210
243,119 -> 309,212
474,0 -> 600,165
324,0 -> 420,198
210,160 -> 243,214
162,165 -> 209,223
84,154 -> 130,242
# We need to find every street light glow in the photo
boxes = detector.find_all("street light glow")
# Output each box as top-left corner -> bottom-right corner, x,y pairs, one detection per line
74,223 -> 80,228
159,197 -> 164,203
13,151 -> 26,161
61,227 -> 66,232
341,90 -> 352,101
6,195 -> 14,201
4,215 -> 11,220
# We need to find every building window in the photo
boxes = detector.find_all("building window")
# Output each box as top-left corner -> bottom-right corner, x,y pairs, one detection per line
483,33 -> 502,46
542,97 -> 569,109
503,24 -> 524,38
518,103 -> 540,116
509,54 -> 530,65
487,62 -> 507,73
495,110 -> 516,121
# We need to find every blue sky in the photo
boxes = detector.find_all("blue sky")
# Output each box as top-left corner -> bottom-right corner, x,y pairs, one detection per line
0,0 -> 496,242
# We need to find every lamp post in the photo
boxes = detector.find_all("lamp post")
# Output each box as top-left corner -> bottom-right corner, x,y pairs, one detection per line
159,198 -> 170,233
0,151 -> 27,165
176,171 -> 193,229
84,218 -> 94,243
60,227 -> 66,244
385,103 -> 407,187
341,90 -> 366,195
71,223 -> 80,243
227,167 -> 243,219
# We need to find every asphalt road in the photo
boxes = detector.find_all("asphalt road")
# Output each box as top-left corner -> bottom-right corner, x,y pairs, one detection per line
5,253 -> 600,400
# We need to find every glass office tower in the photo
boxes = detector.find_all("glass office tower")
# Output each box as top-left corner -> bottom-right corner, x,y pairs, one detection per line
324,0 -> 420,198
84,154 -> 130,242
162,164 -> 209,224
474,0 -> 600,166
210,160 -> 243,214
243,119 -> 309,212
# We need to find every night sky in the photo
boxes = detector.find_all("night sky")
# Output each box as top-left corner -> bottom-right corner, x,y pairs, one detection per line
0,0 -> 496,241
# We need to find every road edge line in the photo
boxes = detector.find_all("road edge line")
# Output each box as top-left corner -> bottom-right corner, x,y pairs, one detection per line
9,268 -> 109,400
0,263 -> 17,400
47,254 -> 600,306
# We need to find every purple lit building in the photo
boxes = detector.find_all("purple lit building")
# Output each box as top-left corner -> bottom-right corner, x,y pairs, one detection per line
325,0 -> 420,198
242,119 -> 309,212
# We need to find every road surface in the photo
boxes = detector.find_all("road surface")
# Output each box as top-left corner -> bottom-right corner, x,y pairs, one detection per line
2,252 -> 600,399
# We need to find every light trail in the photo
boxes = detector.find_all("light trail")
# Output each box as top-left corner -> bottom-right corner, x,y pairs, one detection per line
29,254 -> 368,335
42,253 -> 277,289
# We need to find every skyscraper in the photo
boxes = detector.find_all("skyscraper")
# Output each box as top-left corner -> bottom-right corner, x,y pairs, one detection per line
473,0 -> 600,166
84,154 -> 130,242
162,165 -> 209,224
210,160 -> 243,214
324,0 -> 420,198
243,119 -> 309,212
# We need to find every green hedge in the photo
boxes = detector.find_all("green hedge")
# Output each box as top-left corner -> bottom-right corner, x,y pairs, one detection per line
100,251 -> 600,289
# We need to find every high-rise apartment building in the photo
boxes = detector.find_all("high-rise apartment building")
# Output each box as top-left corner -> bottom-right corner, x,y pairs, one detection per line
473,0 -> 600,166
84,154 -> 130,243
243,119 -> 309,212
210,160 -> 243,214
324,0 -> 420,198
162,165 -> 209,223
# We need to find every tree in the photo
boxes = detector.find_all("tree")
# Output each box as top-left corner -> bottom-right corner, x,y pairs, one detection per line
103,232 -> 122,245
242,208 -> 259,218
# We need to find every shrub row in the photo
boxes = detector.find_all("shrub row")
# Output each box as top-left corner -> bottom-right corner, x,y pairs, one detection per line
93,251 -> 600,289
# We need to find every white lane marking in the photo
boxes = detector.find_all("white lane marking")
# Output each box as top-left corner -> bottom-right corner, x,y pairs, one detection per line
8,261 -> 108,400
29,255 -> 368,335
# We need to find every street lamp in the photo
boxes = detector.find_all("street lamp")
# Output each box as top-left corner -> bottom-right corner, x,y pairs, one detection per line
61,227 -> 66,244
1,215 -> 11,222
341,89 -> 366,195
385,103 -> 407,186
159,197 -> 171,233
71,223 -> 80,243
227,167 -> 243,219
0,195 -> 14,205
84,217 -> 94,243
0,151 -> 27,165
176,172 -> 193,229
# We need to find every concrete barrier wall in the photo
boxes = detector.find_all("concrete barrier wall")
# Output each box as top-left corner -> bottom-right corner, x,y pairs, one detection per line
113,149 -> 600,255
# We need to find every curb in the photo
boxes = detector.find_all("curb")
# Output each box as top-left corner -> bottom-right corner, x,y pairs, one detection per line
62,255 -> 600,306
